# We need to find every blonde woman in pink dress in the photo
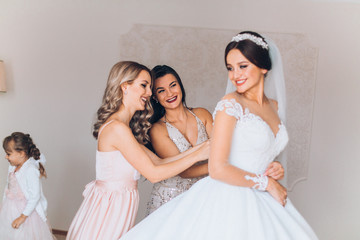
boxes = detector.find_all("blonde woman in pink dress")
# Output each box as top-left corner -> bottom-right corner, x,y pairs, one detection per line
66,61 -> 209,240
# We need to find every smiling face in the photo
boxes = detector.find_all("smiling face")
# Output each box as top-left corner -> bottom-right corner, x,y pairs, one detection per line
226,49 -> 267,94
154,73 -> 183,110
124,70 -> 152,111
4,141 -> 27,167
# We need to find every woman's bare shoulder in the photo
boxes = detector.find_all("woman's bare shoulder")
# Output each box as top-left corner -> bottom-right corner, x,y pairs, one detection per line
192,107 -> 212,117
149,120 -> 167,136
99,120 -> 132,139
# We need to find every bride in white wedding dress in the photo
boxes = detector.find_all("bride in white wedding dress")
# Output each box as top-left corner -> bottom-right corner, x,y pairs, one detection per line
120,31 -> 318,240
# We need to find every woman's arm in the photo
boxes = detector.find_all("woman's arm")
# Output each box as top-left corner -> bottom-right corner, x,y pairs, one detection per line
141,141 -> 208,166
22,166 -> 41,217
209,99 -> 287,205
149,113 -> 209,179
149,123 -> 209,168
149,122 -> 183,160
178,108 -> 213,178
99,121 -> 209,183
178,163 -> 208,178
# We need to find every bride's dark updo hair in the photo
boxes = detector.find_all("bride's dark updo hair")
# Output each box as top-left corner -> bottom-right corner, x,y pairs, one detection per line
225,31 -> 272,71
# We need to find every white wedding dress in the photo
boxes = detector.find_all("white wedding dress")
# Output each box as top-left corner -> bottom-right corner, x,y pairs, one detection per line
121,99 -> 318,240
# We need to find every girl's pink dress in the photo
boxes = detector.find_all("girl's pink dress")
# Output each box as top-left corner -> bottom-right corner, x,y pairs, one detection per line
0,172 -> 55,240
66,136 -> 140,240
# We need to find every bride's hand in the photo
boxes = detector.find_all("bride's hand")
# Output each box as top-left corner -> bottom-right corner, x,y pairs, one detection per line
266,177 -> 287,206
264,161 -> 284,180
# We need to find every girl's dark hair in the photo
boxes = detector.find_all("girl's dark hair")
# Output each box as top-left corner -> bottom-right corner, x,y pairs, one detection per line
149,65 -> 187,124
225,31 -> 272,71
3,132 -> 47,178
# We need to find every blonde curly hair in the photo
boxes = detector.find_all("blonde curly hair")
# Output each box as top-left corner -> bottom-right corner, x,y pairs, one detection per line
93,61 -> 153,144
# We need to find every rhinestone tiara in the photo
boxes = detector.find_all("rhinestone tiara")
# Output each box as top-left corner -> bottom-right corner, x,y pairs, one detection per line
231,33 -> 269,50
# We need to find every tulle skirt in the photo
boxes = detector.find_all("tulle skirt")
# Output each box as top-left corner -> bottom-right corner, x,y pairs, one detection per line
67,180 -> 139,240
0,196 -> 55,240
121,176 -> 318,240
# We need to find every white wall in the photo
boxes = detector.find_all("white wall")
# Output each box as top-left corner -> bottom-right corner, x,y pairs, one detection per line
0,0 -> 359,239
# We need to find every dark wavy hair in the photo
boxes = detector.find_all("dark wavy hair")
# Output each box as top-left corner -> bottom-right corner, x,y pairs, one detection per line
3,132 -> 46,178
149,65 -> 187,124
225,31 -> 272,71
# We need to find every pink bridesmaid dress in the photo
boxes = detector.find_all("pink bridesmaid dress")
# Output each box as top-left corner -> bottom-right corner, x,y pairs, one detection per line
67,121 -> 140,240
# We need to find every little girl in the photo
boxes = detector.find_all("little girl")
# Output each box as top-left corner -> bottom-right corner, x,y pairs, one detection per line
0,132 -> 55,240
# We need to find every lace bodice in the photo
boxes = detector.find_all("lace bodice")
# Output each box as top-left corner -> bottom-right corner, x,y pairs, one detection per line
146,109 -> 208,215
213,99 -> 288,174
5,172 -> 25,200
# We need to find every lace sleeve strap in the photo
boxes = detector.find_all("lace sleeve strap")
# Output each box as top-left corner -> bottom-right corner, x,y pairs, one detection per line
212,98 -> 243,120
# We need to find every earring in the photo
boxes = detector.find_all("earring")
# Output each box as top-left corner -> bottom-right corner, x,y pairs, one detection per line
124,90 -> 128,95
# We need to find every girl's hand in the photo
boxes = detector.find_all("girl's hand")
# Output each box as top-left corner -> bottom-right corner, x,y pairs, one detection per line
266,178 -> 288,206
264,161 -> 284,180
12,214 -> 27,229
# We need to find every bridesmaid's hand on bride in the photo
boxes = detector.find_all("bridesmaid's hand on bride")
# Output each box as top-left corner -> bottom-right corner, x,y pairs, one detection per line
266,178 -> 288,207
193,140 -> 210,162
264,161 -> 284,180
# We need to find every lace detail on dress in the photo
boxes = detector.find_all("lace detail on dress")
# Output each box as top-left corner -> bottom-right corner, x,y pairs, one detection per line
212,98 -> 289,176
5,172 -> 26,200
245,174 -> 269,191
213,99 -> 243,120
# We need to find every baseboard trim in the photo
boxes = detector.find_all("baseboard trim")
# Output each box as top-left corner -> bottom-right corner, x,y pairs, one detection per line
52,229 -> 67,236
